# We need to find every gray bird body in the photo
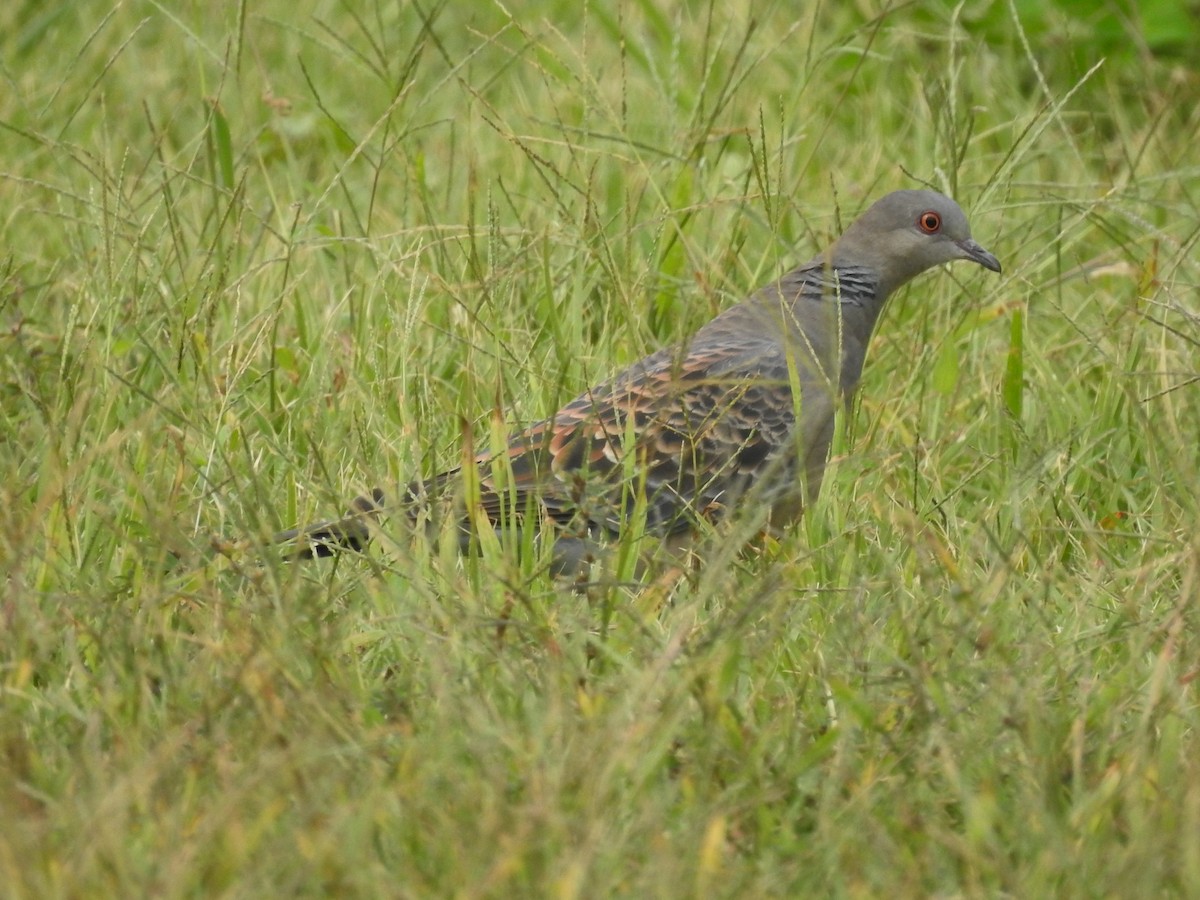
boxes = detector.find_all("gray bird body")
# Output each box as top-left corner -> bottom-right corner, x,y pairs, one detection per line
277,190 -> 1001,570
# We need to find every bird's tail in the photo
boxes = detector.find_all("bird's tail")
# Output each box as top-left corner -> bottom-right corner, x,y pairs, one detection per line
274,487 -> 388,559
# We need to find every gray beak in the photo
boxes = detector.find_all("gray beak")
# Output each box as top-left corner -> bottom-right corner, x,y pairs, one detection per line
957,238 -> 1002,273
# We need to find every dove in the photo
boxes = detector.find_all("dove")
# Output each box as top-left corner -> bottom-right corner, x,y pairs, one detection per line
275,190 -> 1001,573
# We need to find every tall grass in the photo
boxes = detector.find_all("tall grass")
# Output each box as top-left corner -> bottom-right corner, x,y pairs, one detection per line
2,0 -> 1198,895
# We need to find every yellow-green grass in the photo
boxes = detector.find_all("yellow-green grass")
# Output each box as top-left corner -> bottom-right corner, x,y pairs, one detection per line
2,1 -> 1198,895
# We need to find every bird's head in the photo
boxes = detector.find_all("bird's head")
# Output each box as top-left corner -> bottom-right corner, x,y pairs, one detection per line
834,189 -> 1001,297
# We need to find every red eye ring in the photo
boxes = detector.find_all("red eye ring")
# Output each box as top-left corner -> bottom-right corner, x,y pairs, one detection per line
918,211 -> 941,233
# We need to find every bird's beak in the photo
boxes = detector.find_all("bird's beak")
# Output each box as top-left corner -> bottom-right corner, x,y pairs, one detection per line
957,238 -> 1002,273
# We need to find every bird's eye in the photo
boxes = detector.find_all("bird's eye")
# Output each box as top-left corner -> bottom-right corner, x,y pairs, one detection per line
918,211 -> 941,233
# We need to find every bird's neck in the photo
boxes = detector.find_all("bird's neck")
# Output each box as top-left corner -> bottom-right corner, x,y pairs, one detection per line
783,258 -> 887,333
746,259 -> 888,392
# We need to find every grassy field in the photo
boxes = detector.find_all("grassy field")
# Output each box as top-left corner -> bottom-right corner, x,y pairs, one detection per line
3,0 -> 1199,895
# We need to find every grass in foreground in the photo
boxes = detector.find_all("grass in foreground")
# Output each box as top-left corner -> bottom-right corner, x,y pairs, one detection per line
2,0 -> 1199,895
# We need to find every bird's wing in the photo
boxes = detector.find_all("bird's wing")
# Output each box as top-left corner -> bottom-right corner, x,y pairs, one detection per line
425,328 -> 837,539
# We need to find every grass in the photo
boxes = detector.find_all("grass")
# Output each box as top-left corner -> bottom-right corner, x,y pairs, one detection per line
3,0 -> 1199,895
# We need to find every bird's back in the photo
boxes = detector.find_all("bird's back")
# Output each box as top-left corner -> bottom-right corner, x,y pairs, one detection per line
425,259 -> 879,544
